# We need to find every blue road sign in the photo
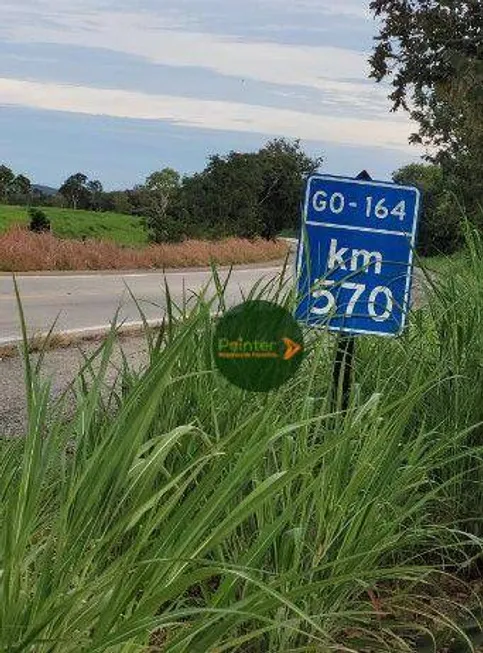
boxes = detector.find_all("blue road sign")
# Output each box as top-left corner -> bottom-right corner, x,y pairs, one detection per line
295,174 -> 421,337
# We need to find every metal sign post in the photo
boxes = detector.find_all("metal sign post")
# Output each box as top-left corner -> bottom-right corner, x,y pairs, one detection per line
333,170 -> 370,411
295,169 -> 421,410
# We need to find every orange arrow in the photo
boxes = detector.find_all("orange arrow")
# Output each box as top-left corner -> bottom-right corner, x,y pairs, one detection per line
282,337 -> 302,361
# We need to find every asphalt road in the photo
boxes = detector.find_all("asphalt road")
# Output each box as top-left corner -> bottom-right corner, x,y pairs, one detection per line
0,264 -> 286,344
0,262 -> 288,436
0,336 -> 151,436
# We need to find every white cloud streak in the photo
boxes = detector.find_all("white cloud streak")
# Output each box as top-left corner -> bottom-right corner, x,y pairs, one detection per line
2,2 -> 387,114
257,0 -> 370,19
0,77 -> 416,152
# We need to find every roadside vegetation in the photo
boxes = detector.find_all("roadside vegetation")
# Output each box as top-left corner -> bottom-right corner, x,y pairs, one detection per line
0,137 -> 474,263
0,139 -> 320,247
1,227 -> 483,651
0,226 -> 288,271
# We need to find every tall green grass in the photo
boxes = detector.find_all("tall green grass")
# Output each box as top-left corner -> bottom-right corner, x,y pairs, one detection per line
1,235 -> 483,651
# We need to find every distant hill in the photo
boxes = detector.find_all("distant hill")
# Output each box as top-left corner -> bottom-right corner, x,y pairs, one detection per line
32,184 -> 58,197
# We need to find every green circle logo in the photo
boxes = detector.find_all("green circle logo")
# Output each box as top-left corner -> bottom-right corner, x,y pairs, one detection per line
213,300 -> 304,392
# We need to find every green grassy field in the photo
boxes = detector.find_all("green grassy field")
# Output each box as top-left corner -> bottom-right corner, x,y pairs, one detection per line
1,232 -> 483,651
0,204 -> 149,246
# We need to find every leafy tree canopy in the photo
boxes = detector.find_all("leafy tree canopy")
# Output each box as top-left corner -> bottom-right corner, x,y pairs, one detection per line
393,163 -> 461,255
59,173 -> 103,210
139,168 -> 183,243
370,0 -> 483,212
165,139 -> 322,242
0,165 -> 32,203
145,168 -> 180,195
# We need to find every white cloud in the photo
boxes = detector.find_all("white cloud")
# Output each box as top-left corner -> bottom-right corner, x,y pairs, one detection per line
1,2 -> 386,114
3,0 -> 370,24
257,0 -> 370,19
5,12 -> 367,78
0,77 -> 417,152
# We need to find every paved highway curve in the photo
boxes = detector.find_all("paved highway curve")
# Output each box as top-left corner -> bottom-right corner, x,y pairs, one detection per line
0,264 -> 286,344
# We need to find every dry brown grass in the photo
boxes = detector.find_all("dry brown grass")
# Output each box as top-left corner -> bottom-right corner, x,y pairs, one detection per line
0,226 -> 289,272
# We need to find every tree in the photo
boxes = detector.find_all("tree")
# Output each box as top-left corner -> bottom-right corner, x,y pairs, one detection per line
164,139 -> 322,243
86,179 -> 103,211
145,169 -> 180,213
8,174 -> 32,205
59,173 -> 90,210
100,190 -> 132,214
141,168 -> 183,243
257,138 -> 322,238
145,168 -> 180,198
0,167 -> 32,204
369,1 -> 483,214
196,152 -> 264,238
393,163 -> 461,256
13,174 -> 31,196
0,165 -> 15,202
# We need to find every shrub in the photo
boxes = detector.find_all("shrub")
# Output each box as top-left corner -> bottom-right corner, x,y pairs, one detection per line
28,208 -> 51,234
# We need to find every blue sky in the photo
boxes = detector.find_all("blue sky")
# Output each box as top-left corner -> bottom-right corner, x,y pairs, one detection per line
0,0 -> 423,190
